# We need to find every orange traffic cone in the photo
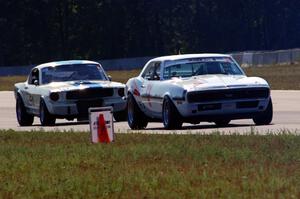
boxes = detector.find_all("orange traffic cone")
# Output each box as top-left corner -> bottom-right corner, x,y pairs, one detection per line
98,113 -> 111,143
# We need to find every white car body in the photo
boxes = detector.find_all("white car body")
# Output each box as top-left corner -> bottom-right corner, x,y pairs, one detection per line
15,60 -> 127,126
125,54 -> 273,129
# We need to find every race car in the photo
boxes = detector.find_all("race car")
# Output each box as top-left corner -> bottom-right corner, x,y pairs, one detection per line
15,60 -> 127,126
125,54 -> 273,129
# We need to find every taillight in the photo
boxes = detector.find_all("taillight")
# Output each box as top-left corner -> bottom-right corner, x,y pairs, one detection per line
50,92 -> 59,101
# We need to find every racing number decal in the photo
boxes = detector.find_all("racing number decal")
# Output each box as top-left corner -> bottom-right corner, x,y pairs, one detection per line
133,80 -> 140,96
146,84 -> 153,107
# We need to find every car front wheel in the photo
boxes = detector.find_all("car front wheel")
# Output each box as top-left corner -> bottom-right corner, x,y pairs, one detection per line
16,95 -> 34,126
40,99 -> 56,126
253,98 -> 273,125
162,97 -> 182,129
127,93 -> 148,129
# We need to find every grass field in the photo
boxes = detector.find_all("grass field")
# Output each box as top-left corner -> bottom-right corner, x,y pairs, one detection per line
1,63 -> 300,91
0,130 -> 299,198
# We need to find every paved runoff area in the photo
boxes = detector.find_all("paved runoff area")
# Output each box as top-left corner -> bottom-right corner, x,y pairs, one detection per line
0,91 -> 300,134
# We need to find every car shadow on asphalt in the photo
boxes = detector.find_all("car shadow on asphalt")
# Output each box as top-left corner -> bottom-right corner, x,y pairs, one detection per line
31,119 -> 123,127
144,123 -> 272,131
31,121 -> 89,127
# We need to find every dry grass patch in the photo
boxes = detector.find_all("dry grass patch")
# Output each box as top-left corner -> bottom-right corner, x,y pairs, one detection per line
0,76 -> 27,91
106,69 -> 140,83
1,64 -> 300,91
0,70 -> 140,91
244,63 -> 300,90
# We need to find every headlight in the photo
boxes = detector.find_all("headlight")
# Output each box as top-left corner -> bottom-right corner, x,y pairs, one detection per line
118,88 -> 125,97
50,92 -> 59,101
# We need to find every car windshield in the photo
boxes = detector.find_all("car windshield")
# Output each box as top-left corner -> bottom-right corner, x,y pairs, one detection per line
41,64 -> 108,84
163,57 -> 244,79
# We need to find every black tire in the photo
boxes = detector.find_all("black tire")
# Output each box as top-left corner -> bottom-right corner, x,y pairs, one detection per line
127,93 -> 148,129
253,98 -> 273,125
16,95 -> 34,126
40,99 -> 56,126
114,110 -> 127,122
214,119 -> 231,127
162,97 -> 183,129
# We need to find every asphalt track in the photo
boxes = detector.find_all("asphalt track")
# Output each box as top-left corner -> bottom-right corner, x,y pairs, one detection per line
0,91 -> 299,134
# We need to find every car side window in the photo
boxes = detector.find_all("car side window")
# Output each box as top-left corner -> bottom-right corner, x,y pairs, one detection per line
142,62 -> 161,81
152,62 -> 161,80
28,68 -> 40,85
142,62 -> 155,80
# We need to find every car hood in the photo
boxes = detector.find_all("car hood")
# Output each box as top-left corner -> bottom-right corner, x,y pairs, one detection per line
41,80 -> 125,92
168,75 -> 269,91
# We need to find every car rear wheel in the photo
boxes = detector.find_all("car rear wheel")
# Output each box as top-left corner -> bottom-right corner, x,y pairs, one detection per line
127,93 -> 148,129
114,110 -> 127,122
214,119 -> 231,127
40,99 -> 56,126
16,95 -> 34,126
253,98 -> 273,125
162,97 -> 182,129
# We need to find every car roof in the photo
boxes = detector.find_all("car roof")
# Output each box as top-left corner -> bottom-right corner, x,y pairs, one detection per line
34,60 -> 99,69
150,53 -> 231,62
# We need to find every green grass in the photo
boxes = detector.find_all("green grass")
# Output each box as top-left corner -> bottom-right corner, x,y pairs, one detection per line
0,130 -> 299,198
1,63 -> 300,91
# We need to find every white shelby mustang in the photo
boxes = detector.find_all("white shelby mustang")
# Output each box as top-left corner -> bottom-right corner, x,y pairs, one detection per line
15,60 -> 127,126
125,54 -> 273,129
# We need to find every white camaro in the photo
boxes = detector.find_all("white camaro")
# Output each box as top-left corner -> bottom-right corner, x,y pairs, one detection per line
15,60 -> 127,126
125,54 -> 273,129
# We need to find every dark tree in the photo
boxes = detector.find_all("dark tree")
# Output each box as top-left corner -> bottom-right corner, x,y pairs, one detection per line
0,0 -> 299,66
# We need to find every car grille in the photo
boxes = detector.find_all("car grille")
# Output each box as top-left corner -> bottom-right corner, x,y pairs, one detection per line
66,88 -> 114,100
187,88 -> 269,103
198,103 -> 222,111
76,99 -> 103,118
236,101 -> 259,108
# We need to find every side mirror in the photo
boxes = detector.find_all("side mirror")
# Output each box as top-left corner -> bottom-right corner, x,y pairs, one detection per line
107,75 -> 112,81
34,79 -> 39,86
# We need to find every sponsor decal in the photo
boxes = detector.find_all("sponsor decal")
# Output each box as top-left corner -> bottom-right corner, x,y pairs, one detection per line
192,81 -> 204,88
29,95 -> 33,102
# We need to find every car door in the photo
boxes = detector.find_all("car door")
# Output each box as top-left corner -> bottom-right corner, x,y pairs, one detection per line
23,68 -> 42,114
140,62 -> 162,118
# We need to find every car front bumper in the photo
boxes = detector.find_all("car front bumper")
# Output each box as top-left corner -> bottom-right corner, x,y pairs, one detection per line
46,97 -> 127,118
175,98 -> 270,121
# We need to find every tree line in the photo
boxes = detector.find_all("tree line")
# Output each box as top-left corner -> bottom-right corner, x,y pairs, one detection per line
0,0 -> 299,66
